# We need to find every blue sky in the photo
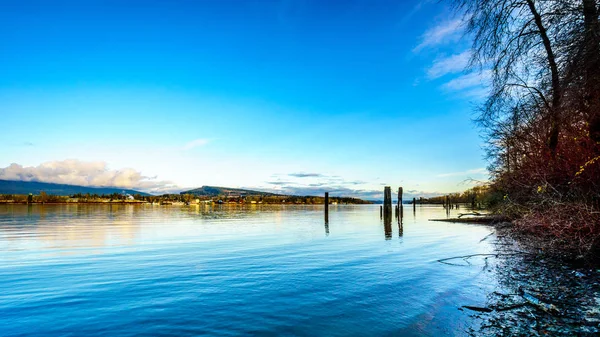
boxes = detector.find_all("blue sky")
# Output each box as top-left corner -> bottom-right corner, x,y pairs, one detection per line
0,0 -> 490,199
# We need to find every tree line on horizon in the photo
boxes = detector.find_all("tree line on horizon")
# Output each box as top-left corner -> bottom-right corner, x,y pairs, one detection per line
0,192 -> 373,205
413,185 -> 493,208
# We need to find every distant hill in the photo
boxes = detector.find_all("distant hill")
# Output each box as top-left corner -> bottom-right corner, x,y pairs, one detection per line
0,180 -> 151,196
180,186 -> 280,197
180,186 -> 373,204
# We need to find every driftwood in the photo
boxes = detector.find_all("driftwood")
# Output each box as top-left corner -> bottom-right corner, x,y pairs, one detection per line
519,288 -> 559,314
460,288 -> 560,316
462,305 -> 493,313
462,303 -> 527,313
429,217 -> 498,224
479,231 -> 496,243
437,252 -> 529,265
458,212 -> 483,218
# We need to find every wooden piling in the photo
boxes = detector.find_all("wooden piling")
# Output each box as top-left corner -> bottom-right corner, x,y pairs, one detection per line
384,186 -> 392,216
324,192 -> 329,223
398,187 -> 403,207
383,186 -> 393,239
398,187 -> 403,218
413,197 -> 416,212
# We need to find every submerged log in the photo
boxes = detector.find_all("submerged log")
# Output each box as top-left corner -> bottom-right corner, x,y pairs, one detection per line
429,216 -> 503,224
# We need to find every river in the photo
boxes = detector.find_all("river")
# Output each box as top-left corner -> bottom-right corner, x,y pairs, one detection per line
0,204 -> 501,336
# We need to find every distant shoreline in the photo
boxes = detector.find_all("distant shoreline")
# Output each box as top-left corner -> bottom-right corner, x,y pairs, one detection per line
0,200 -> 372,206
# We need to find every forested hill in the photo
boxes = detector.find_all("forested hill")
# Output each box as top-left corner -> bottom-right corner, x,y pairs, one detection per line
180,186 -> 374,204
0,180 -> 151,196
180,186 -> 281,197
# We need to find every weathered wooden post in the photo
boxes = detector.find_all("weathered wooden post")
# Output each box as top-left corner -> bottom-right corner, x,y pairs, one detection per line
380,205 -> 383,218
413,197 -> 416,212
398,187 -> 403,218
383,187 -> 392,239
398,187 -> 402,206
324,192 -> 329,224
384,186 -> 392,216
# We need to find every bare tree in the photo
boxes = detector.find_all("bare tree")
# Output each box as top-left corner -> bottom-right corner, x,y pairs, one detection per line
452,0 -> 569,157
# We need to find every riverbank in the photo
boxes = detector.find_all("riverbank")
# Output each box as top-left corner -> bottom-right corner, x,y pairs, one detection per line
461,224 -> 600,336
431,213 -> 600,335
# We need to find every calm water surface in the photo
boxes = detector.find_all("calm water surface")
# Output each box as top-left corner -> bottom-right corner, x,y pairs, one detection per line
0,204 -> 498,336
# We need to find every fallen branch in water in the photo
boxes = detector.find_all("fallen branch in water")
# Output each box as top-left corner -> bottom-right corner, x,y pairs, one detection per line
462,305 -> 493,313
429,217 -> 500,224
462,303 -> 527,313
437,252 -> 529,265
479,231 -> 496,243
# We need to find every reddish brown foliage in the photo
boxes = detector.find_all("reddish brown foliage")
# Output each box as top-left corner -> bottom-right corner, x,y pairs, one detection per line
512,202 -> 600,261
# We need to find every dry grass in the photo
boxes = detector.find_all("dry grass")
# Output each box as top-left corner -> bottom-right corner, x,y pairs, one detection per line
508,202 -> 600,263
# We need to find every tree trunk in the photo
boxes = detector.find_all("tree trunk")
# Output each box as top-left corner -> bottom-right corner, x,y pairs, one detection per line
526,0 -> 562,155
582,0 -> 600,143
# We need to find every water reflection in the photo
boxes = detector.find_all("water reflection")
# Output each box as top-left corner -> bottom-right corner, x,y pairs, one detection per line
398,207 -> 404,238
324,209 -> 329,236
383,219 -> 392,239
0,204 -> 141,255
383,207 -> 393,240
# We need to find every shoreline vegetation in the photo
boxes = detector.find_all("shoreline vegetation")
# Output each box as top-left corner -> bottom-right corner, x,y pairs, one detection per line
444,0 -> 600,265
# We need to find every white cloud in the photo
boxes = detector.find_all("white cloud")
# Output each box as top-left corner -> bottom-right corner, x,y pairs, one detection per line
413,18 -> 464,52
0,160 -> 178,193
441,70 -> 491,91
436,168 -> 488,178
183,139 -> 210,150
398,0 -> 433,26
460,86 -> 491,100
427,51 -> 471,79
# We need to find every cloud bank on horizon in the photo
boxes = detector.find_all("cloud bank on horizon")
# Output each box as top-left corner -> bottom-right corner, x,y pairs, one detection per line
0,160 -> 178,194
